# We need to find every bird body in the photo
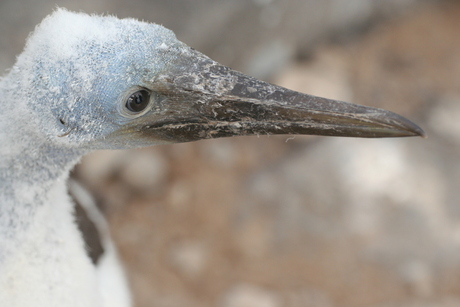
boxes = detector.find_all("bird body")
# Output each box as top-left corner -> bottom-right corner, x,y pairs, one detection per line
0,9 -> 424,307
0,10 -> 172,306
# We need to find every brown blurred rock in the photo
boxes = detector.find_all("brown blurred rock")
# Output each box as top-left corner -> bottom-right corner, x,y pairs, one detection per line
4,1 -> 460,307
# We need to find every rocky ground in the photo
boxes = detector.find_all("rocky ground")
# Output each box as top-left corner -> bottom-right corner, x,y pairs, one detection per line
73,1 -> 460,306
2,0 -> 459,306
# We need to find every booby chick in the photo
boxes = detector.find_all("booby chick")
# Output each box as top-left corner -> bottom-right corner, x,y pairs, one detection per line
0,9 -> 424,307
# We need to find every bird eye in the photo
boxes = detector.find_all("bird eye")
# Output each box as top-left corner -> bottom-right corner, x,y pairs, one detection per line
125,89 -> 151,113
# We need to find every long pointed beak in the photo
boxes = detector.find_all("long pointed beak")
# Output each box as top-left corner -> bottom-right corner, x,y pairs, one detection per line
141,48 -> 425,144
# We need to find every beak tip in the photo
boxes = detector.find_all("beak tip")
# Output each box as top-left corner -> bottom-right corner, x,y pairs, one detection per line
376,109 -> 426,138
400,118 -> 426,139
417,128 -> 428,139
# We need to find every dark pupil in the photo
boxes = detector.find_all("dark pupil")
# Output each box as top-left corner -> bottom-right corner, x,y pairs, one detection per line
126,90 -> 150,113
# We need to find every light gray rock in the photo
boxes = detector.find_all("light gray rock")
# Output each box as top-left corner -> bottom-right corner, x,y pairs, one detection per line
221,283 -> 281,307
120,150 -> 169,193
168,240 -> 208,279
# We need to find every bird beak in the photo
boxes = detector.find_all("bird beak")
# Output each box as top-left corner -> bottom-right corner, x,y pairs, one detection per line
141,48 -> 425,144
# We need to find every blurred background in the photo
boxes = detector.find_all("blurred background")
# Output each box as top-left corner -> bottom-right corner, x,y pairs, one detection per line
1,0 -> 459,306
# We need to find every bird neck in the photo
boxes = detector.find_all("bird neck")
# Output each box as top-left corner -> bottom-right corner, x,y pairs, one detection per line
0,132 -> 84,240
0,77 -> 87,254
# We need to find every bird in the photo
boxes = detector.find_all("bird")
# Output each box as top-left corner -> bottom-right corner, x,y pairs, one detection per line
0,8 -> 424,307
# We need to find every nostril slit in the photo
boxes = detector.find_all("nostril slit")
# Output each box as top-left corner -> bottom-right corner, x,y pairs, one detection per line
59,118 -> 65,125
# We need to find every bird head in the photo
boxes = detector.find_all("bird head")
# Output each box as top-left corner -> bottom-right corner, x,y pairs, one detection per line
11,9 -> 424,152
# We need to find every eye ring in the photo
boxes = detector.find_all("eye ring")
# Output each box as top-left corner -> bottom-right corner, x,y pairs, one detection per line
125,89 -> 151,113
